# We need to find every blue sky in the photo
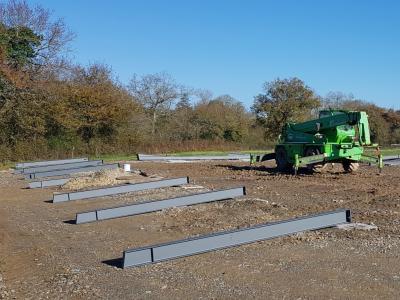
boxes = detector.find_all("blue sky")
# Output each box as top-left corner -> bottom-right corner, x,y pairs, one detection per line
28,0 -> 399,109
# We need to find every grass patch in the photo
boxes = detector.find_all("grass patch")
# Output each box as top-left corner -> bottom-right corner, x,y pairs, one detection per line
0,162 -> 14,170
239,149 -> 274,154
169,150 -> 273,157
3,146 -> 396,167
98,150 -> 273,161
364,147 -> 400,157
92,154 -> 138,162
170,151 -> 229,157
169,147 -> 397,158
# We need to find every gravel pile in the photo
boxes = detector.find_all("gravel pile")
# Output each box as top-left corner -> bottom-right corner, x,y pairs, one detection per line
60,169 -> 158,190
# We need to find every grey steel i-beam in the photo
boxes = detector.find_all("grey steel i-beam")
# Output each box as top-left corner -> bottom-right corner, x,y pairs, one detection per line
137,154 -> 250,161
28,178 -> 71,189
383,156 -> 400,166
122,209 -> 351,268
53,177 -> 190,203
26,163 -> 119,179
383,155 -> 400,160
385,159 -> 400,166
76,187 -> 245,224
15,157 -> 88,169
19,160 -> 103,174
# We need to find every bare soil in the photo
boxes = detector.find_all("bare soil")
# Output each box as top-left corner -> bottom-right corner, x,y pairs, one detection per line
0,161 -> 399,299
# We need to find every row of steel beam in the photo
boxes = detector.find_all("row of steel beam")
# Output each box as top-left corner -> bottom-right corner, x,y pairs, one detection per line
14,157 -> 120,186
16,157 -> 352,269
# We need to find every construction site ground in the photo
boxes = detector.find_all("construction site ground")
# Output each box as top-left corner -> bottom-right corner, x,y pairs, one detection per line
1,161 -> 399,299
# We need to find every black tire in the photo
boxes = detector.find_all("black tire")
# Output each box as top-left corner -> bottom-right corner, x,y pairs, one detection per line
275,146 -> 292,171
304,147 -> 327,173
342,160 -> 359,173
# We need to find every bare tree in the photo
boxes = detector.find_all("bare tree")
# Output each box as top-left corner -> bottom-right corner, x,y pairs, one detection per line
0,0 -> 75,69
322,91 -> 354,109
128,72 -> 179,136
195,89 -> 213,104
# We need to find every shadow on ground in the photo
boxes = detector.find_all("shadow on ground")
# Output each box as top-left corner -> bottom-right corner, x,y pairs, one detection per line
63,219 -> 76,225
216,164 -> 316,176
217,164 -> 355,176
103,258 -> 123,269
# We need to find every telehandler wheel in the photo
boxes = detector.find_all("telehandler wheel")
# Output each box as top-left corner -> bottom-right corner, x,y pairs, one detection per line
275,146 -> 292,171
342,160 -> 359,173
304,147 -> 327,173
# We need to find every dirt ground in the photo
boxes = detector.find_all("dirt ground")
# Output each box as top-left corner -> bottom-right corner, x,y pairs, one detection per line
1,160 -> 400,299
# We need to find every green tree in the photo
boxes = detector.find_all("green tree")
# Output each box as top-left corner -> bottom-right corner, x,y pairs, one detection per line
194,95 -> 249,142
0,23 -> 42,68
53,64 -> 139,146
252,78 -> 320,140
0,0 -> 74,70
176,90 -> 191,110
168,90 -> 196,141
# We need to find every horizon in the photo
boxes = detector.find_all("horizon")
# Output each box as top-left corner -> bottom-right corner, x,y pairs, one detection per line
27,0 -> 400,110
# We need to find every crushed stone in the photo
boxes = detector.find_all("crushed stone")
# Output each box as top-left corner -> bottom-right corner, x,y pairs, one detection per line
60,169 -> 160,190
336,222 -> 378,231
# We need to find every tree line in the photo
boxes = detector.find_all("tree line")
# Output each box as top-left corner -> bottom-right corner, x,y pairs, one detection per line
0,0 -> 399,162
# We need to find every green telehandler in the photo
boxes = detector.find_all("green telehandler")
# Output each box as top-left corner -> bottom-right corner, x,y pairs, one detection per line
252,110 -> 383,174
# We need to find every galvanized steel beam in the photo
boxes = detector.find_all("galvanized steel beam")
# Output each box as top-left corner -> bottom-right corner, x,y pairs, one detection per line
383,155 -> 400,166
138,154 -> 250,161
26,163 -> 119,180
15,157 -> 88,169
28,178 -> 70,189
385,159 -> 400,166
76,187 -> 245,224
19,160 -> 103,174
53,177 -> 189,203
122,209 -> 351,268
383,155 -> 400,160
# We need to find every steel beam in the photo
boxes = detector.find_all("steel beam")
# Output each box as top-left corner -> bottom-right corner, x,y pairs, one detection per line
19,160 -> 103,174
122,209 -> 351,268
28,178 -> 70,189
383,155 -> 400,166
53,177 -> 189,203
76,187 -> 245,224
26,163 -> 119,180
138,154 -> 250,161
15,157 -> 88,169
383,155 -> 400,160
385,159 -> 400,166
